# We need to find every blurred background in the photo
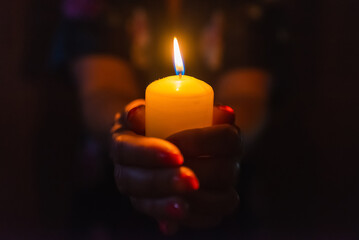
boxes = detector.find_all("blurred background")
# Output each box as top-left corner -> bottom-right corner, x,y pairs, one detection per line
1,0 -> 359,239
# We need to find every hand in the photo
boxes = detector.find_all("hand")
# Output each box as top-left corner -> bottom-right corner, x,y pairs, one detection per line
111,99 -> 242,234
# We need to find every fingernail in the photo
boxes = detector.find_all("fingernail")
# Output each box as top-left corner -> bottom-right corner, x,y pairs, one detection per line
213,104 -> 235,125
158,152 -> 184,165
165,201 -> 188,219
127,105 -> 145,134
158,221 -> 178,235
173,167 -> 199,192
126,105 -> 145,122
216,104 -> 234,114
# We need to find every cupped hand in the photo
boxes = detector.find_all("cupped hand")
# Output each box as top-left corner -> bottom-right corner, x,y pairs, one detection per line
111,99 -> 242,234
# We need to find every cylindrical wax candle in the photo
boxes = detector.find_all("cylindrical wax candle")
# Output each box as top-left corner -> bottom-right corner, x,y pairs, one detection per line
145,37 -> 214,138
145,75 -> 214,139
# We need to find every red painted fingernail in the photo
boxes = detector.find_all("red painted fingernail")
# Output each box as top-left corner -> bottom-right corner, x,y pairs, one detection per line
126,105 -> 145,122
216,104 -> 234,114
165,201 -> 187,219
214,104 -> 235,125
158,152 -> 184,165
126,105 -> 145,134
173,167 -> 199,192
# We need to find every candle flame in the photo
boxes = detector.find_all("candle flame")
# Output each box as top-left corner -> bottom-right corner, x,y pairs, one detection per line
173,37 -> 185,75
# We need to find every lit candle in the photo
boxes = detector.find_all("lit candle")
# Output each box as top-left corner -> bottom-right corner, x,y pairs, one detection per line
145,37 -> 214,139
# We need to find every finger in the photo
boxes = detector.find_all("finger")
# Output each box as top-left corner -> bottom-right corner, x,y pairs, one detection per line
166,124 -> 241,158
126,105 -> 145,135
184,157 -> 239,189
186,188 -> 239,216
126,103 -> 235,135
181,214 -> 222,229
158,221 -> 179,236
111,112 -> 124,134
111,99 -> 145,135
124,99 -> 145,113
213,104 -> 235,125
114,165 -> 199,197
112,132 -> 183,168
131,197 -> 188,220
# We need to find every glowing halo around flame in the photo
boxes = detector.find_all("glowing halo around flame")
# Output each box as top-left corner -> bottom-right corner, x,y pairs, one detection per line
173,37 -> 185,76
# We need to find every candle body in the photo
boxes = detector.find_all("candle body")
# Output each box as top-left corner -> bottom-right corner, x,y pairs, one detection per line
146,75 -> 213,139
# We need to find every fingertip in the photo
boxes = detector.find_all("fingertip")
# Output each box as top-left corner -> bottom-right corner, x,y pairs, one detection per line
213,104 -> 235,125
126,104 -> 145,135
180,167 -> 200,190
153,138 -> 184,167
165,199 -> 189,220
217,104 -> 234,114
173,167 -> 200,192
158,221 -> 179,236
124,99 -> 145,113
158,151 -> 184,166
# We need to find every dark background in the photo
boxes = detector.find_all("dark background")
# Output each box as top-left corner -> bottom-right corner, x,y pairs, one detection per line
1,0 -> 359,239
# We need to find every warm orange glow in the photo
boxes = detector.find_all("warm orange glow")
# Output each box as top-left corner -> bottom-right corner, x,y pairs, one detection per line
173,37 -> 184,75
179,167 -> 200,190
145,37 -> 214,139
218,105 -> 234,114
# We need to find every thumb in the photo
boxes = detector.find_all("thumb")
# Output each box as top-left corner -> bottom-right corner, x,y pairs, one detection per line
213,104 -> 235,125
125,99 -> 146,135
125,101 -> 235,134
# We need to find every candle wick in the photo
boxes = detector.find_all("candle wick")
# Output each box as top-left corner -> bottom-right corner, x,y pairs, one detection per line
179,73 -> 182,79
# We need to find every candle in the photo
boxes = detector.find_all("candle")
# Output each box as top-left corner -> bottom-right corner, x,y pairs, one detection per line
145,37 -> 214,139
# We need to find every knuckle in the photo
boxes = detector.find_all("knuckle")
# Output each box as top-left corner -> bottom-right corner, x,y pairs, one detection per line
114,165 -> 130,195
223,125 -> 240,140
229,162 -> 240,185
112,134 -> 131,164
111,113 -> 125,134
223,126 -> 242,154
114,165 -> 125,192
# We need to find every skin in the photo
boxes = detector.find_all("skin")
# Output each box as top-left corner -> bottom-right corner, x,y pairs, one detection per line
73,56 -> 269,234
111,100 -> 241,234
69,0 -> 270,234
73,56 -> 270,144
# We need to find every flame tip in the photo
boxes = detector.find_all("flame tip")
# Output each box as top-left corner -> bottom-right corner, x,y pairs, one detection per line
173,37 -> 184,75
